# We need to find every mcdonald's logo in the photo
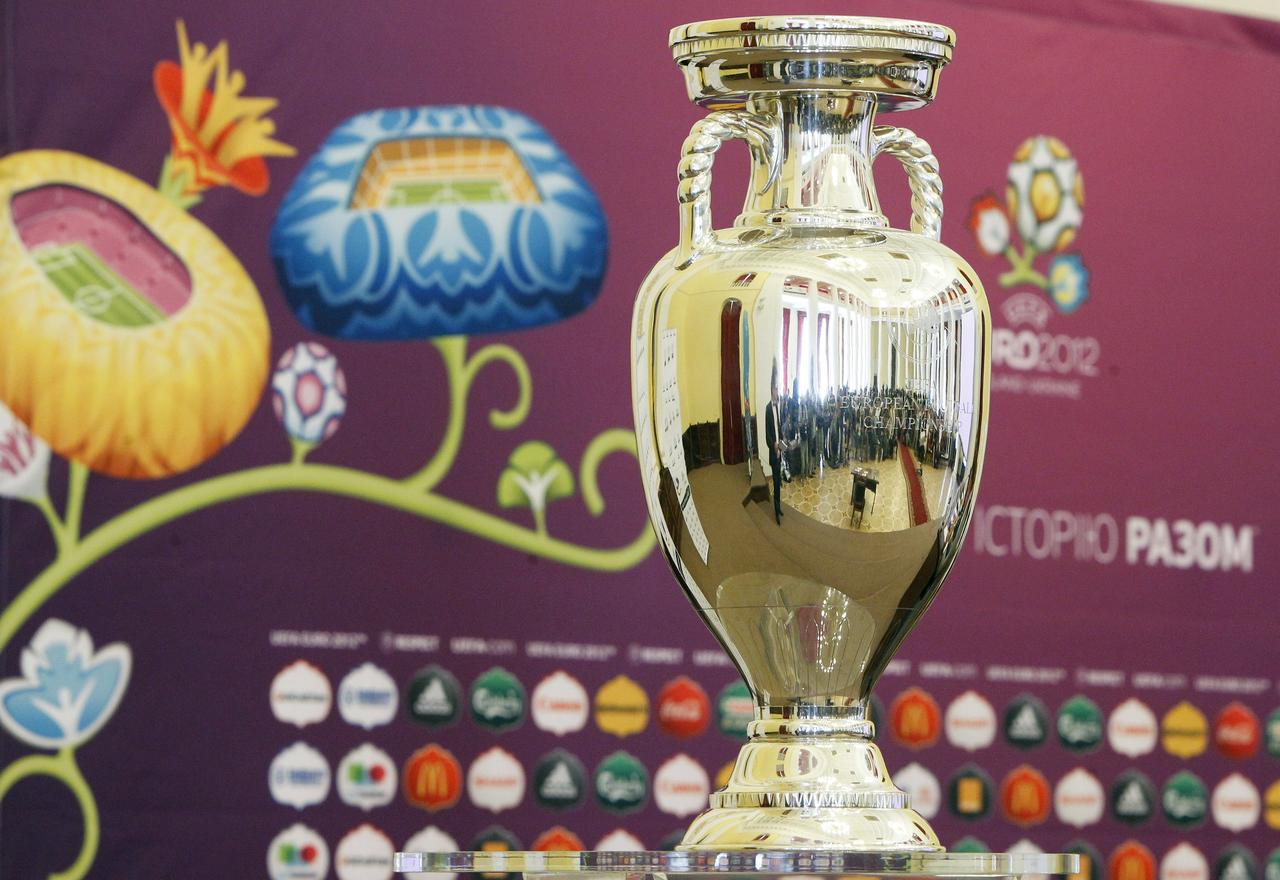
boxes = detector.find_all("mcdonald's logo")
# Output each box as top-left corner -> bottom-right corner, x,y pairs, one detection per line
1107,841 -> 1155,880
889,687 -> 940,749
999,764 -> 1050,826
403,744 -> 462,811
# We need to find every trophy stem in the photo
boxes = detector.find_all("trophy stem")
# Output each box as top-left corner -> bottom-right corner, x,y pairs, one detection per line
678,704 -> 942,852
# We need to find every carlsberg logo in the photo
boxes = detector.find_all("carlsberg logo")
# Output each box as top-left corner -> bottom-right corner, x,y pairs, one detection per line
473,688 -> 521,720
597,771 -> 645,802
1059,714 -> 1100,744
1163,787 -> 1206,819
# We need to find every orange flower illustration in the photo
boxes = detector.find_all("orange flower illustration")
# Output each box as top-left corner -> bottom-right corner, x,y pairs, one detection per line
154,20 -> 295,205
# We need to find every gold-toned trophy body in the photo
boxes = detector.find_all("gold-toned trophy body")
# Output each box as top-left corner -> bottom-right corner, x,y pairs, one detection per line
631,17 -> 990,851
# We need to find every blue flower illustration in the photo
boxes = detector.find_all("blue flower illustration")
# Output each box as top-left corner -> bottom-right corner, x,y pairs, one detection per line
0,619 -> 131,750
1046,252 -> 1090,313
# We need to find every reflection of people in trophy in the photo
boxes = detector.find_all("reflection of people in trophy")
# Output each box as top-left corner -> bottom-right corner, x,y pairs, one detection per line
765,380 -> 783,525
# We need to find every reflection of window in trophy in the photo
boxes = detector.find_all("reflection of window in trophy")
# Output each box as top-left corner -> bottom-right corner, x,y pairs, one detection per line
657,266 -> 977,545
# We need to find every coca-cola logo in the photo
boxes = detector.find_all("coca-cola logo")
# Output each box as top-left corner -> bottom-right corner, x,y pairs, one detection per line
660,699 -> 703,721
656,676 -> 709,738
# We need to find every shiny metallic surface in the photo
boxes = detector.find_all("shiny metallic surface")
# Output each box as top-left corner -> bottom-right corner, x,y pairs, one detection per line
630,17 -> 990,852
392,850 -> 1080,877
670,16 -> 954,109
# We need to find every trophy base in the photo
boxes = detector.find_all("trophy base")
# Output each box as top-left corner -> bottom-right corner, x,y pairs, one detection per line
678,735 -> 941,852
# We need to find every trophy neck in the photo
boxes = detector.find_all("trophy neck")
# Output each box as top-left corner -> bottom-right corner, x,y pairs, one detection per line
737,92 -> 888,231
748,699 -> 876,740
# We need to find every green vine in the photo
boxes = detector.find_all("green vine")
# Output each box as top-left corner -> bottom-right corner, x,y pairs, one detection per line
3,338 -> 650,651
0,336 -> 653,879
0,749 -> 98,880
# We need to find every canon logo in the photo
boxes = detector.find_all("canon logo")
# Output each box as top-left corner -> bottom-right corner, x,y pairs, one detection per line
661,782 -> 705,794
536,699 -> 584,711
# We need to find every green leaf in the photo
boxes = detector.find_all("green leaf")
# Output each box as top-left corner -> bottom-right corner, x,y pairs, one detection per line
496,440 -> 575,512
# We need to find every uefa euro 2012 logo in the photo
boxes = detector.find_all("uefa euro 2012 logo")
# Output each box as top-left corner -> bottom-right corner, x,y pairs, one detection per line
967,136 -> 1088,313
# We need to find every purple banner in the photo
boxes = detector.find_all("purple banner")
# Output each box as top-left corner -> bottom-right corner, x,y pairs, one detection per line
2,2 -> 1279,879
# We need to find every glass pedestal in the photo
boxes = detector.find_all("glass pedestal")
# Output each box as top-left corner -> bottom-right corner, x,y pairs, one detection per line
393,849 -> 1079,880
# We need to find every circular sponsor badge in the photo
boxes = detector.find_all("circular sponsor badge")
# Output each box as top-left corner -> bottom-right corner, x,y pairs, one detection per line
337,743 -> 397,811
594,675 -> 649,737
947,764 -> 993,820
339,662 -> 397,730
470,667 -> 525,732
1003,694 -> 1049,750
890,687 -> 941,749
531,671 -> 589,736
951,837 -> 989,854
402,744 -> 462,812
270,742 -> 331,809
1265,849 -> 1280,880
893,762 -> 941,820
1110,770 -> 1155,825
334,824 -> 394,880
716,680 -> 754,739
1057,695 -> 1103,752
594,751 -> 648,814
1109,842 -> 1157,880
654,754 -> 711,818
467,746 -> 525,814
401,826 -> 459,880
532,826 -> 583,852
271,661 -> 332,728
945,690 -> 996,752
1162,701 -> 1209,759
469,826 -> 521,880
1162,770 -> 1208,828
1266,708 -> 1280,758
1108,698 -> 1157,758
1211,773 -> 1260,831
1214,702 -> 1261,760
1054,767 -> 1104,828
1214,846 -> 1258,880
533,749 -> 587,810
405,666 -> 461,729
1161,843 -> 1209,880
268,823 -> 330,880
1001,764 -> 1050,826
657,676 -> 710,739
1265,780 -> 1280,830
1065,840 -> 1102,880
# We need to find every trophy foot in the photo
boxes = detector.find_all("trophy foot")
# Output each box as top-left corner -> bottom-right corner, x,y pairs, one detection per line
678,735 -> 942,852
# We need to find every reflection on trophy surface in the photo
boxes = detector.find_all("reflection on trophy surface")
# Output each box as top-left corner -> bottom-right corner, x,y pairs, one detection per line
631,16 -> 990,851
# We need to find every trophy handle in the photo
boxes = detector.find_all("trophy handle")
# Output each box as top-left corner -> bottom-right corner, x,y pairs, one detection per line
676,110 -> 781,269
872,125 -> 943,240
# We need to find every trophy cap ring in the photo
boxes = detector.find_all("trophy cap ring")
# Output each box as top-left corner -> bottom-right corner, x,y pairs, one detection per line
670,15 -> 954,109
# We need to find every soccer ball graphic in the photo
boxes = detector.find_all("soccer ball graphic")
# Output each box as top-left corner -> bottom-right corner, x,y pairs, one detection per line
1006,136 -> 1083,253
271,342 -> 347,446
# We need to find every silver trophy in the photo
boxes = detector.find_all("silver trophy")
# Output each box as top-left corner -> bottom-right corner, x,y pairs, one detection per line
631,15 -> 989,850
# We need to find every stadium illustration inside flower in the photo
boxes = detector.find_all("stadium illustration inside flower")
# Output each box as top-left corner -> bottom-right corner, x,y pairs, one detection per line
13,184 -> 193,327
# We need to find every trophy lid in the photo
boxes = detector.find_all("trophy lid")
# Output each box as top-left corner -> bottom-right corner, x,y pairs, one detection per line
670,15 -> 954,109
